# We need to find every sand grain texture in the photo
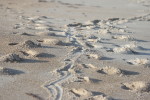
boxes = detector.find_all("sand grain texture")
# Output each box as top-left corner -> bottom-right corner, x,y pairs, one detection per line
0,0 -> 150,100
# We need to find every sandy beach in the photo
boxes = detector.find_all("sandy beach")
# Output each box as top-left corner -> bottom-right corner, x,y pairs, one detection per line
0,0 -> 150,100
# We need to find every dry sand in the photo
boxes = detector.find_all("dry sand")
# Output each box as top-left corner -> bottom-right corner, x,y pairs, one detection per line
0,0 -> 150,100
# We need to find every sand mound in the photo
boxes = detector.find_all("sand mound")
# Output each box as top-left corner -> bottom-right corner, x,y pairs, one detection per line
38,0 -> 47,2
25,50 -> 41,57
83,77 -> 90,82
78,76 -> 101,83
98,66 -> 122,75
55,41 -> 71,46
0,53 -> 22,62
98,29 -> 109,34
71,47 -> 83,54
78,77 -> 90,83
113,43 -> 136,53
35,26 -> 48,30
87,95 -> 112,100
0,67 -> 24,75
117,19 -> 128,24
22,50 -> 55,58
36,31 -> 55,36
71,88 -> 90,97
21,32 -> 34,36
86,54 -> 101,60
87,39 -> 98,43
122,81 -> 150,92
109,27 -> 125,33
43,38 -> 61,45
34,24 -> 49,30
21,40 -> 41,48
85,42 -> 95,48
81,64 -> 97,69
113,47 -> 128,53
127,58 -> 149,65
112,35 -> 130,40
